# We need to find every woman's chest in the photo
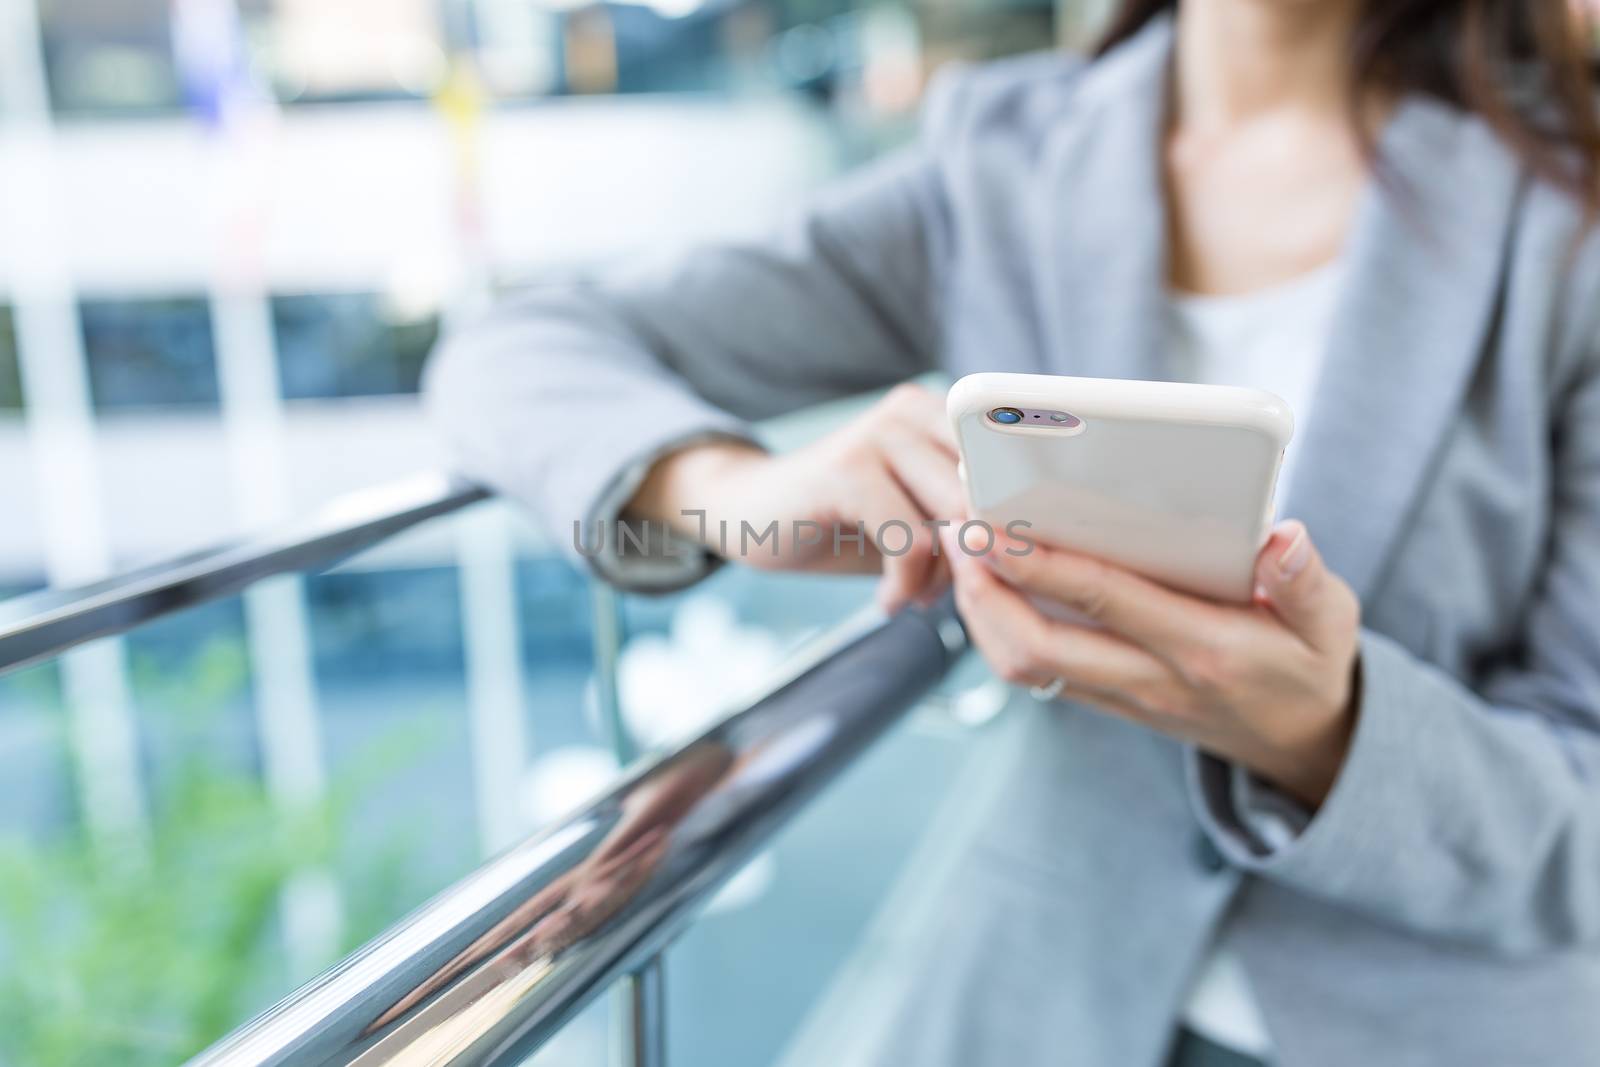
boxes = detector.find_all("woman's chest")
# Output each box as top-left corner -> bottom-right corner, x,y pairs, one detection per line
937,240 -> 1562,681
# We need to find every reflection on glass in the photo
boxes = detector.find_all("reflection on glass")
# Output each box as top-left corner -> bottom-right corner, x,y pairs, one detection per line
80,297 -> 220,411
271,293 -> 439,400
0,563 -> 516,1064
0,595 -> 446,1065
304,566 -> 465,677
0,654 -> 68,838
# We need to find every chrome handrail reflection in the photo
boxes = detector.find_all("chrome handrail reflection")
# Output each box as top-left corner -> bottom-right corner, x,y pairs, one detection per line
188,598 -> 965,1067
0,473 -> 490,675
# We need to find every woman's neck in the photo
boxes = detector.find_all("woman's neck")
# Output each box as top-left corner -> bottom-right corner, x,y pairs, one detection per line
1171,0 -> 1361,130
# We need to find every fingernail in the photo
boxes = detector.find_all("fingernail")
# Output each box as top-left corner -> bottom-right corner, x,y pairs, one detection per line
1277,526 -> 1310,580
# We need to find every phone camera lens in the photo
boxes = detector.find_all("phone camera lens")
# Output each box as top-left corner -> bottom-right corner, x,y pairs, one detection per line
989,407 -> 1024,425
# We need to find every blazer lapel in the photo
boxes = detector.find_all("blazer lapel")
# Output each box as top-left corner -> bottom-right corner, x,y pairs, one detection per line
1039,15 -> 1172,384
1282,99 -> 1521,601
1040,19 -> 1520,602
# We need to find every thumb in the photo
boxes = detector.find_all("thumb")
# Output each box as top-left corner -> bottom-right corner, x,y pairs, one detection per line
1254,520 -> 1340,645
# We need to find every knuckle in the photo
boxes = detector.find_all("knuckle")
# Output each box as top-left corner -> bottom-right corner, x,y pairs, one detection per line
986,633 -> 1044,686
1141,689 -> 1196,722
951,576 -> 985,617
957,567 -> 990,603
1178,640 -> 1241,692
1124,680 -> 1172,714
995,543 -> 1030,574
881,382 -> 928,414
1061,565 -> 1112,619
825,430 -> 875,469
1112,693 -> 1162,724
993,653 -> 1036,686
1334,580 -> 1362,629
1013,633 -> 1048,674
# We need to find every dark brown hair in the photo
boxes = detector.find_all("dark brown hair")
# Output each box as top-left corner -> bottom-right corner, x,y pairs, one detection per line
1097,1 -> 1600,213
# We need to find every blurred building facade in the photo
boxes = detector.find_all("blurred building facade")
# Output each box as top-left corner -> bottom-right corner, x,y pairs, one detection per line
0,1 -> 1055,1064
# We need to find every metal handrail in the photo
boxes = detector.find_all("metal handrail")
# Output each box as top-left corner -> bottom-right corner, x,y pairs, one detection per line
187,598 -> 967,1067
0,473 -> 489,675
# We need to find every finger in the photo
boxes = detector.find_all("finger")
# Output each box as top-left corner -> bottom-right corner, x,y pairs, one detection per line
880,445 -> 959,600
1253,520 -> 1359,653
853,473 -> 941,611
947,539 -> 1174,697
1052,679 -> 1163,726
1006,658 -> 1166,724
923,404 -> 959,455
590,826 -> 668,880
880,429 -> 966,520
985,534 -> 1224,661
880,381 -> 959,454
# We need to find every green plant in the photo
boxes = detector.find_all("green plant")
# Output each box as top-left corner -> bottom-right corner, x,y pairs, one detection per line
0,676 -> 455,1067
0,764 -> 318,1065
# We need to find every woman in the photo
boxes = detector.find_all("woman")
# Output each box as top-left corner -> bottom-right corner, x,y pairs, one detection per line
426,1 -> 1600,1064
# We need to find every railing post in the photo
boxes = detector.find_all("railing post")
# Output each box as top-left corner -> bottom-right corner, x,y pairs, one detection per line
589,580 -> 669,1067
588,581 -> 634,764
614,958 -> 667,1067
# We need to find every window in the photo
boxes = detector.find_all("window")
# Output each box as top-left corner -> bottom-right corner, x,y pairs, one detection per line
239,0 -> 450,104
272,293 -> 439,400
0,308 -> 21,411
38,0 -> 183,116
81,298 -> 220,411
304,567 -> 466,680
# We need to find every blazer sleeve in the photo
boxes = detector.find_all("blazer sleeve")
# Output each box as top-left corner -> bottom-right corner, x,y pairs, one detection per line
1188,337 -> 1600,955
423,79 -> 970,589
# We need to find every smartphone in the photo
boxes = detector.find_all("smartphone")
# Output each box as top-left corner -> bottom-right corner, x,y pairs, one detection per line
948,372 -> 1293,602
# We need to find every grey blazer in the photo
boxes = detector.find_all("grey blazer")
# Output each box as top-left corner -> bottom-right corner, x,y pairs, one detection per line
425,16 -> 1600,1067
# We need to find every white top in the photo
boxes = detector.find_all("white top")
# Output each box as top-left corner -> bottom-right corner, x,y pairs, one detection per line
1162,259 -> 1345,1057
1163,261 -> 1344,508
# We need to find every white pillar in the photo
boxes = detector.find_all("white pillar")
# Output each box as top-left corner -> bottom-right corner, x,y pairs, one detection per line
211,285 -> 344,978
0,0 -> 149,859
456,505 -> 531,855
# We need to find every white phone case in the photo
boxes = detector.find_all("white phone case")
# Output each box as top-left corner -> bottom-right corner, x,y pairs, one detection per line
948,372 -> 1293,602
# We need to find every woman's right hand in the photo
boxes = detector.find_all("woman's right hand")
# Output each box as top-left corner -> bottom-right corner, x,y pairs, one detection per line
627,383 -> 965,610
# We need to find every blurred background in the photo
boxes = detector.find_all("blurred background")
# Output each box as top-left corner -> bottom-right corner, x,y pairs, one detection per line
0,0 -> 1086,1063
8,3 -> 1597,1065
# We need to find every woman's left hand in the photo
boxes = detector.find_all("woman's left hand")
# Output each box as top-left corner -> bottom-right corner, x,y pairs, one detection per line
945,520 -> 1362,808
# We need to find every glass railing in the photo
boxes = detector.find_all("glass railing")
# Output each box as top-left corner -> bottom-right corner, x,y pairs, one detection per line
0,456 -> 1004,1066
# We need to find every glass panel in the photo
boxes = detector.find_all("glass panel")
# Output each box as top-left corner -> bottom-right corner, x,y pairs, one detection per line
303,560 -> 481,949
0,658 -> 69,837
0,608 -> 300,1065
80,297 -> 220,412
613,543 -> 992,1067
0,499 -> 608,1065
665,709 -> 978,1066
522,997 -> 609,1066
271,293 -> 440,401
